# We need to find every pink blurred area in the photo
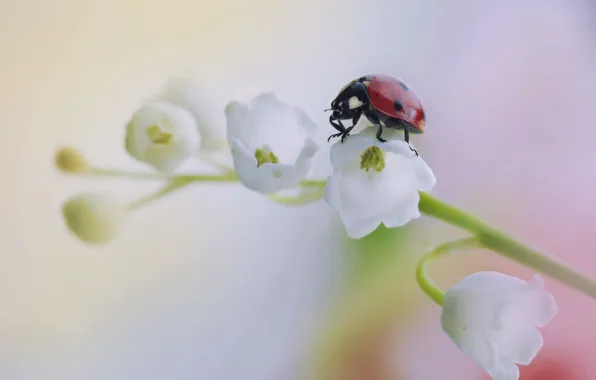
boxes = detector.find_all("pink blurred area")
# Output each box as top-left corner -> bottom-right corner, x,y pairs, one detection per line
3,0 -> 596,379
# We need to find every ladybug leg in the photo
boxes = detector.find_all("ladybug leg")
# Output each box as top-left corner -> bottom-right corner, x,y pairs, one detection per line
340,126 -> 354,142
327,116 -> 347,142
375,124 -> 387,143
338,111 -> 362,142
364,111 -> 387,143
403,129 -> 419,156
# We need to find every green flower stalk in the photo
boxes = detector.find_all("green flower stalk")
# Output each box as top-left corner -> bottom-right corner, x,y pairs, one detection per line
56,156 -> 596,301
418,192 -> 596,298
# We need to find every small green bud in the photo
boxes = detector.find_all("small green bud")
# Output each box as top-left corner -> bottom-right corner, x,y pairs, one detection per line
55,147 -> 88,173
360,146 -> 385,172
62,193 -> 126,244
254,147 -> 279,167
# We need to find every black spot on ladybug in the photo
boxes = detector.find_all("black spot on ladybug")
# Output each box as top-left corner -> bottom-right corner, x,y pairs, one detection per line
393,100 -> 403,111
399,81 -> 409,91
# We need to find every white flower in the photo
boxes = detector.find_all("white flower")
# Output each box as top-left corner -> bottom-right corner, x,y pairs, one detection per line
441,272 -> 558,380
224,93 -> 318,194
153,78 -> 227,152
125,101 -> 200,172
62,193 -> 127,244
323,127 -> 435,239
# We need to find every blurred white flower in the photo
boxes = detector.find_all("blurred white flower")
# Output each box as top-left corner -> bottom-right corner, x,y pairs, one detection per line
154,78 -> 228,152
441,272 -> 558,380
225,93 -> 318,194
323,127 -> 435,239
62,193 -> 127,244
125,101 -> 200,172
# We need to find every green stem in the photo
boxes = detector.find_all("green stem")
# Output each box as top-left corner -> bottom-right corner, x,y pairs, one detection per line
416,237 -> 480,306
419,191 -> 596,299
268,186 -> 325,206
83,167 -> 324,188
85,167 -> 239,182
66,165 -> 596,299
127,178 -> 196,210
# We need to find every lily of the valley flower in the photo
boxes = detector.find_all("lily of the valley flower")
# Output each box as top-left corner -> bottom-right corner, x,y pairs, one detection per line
154,78 -> 228,152
323,127 -> 435,239
62,193 -> 127,244
125,101 -> 200,172
441,272 -> 558,380
225,93 -> 318,194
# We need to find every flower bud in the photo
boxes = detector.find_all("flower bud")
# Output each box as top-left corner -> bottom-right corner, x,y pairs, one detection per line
55,147 -> 88,173
62,193 -> 126,244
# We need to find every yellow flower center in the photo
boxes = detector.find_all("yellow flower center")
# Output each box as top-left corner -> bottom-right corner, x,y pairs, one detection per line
146,124 -> 173,144
360,146 -> 385,172
254,147 -> 279,167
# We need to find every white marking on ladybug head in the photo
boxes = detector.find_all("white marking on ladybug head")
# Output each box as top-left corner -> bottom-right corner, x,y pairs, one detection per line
348,96 -> 363,109
362,80 -> 370,87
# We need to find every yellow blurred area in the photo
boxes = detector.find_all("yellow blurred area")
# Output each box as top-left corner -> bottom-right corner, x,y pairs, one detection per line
1,0 -> 318,375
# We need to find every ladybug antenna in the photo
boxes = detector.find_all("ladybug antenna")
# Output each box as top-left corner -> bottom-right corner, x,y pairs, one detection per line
324,108 -> 332,112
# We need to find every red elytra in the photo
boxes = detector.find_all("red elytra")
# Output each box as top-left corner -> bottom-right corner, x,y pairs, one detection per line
363,74 -> 426,133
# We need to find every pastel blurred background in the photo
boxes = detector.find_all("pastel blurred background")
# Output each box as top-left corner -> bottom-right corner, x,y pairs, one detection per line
3,0 -> 596,379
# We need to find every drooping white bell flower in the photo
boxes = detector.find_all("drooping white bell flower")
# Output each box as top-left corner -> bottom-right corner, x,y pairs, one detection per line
441,272 -> 558,380
225,93 -> 318,194
62,193 -> 127,244
153,77 -> 228,152
323,127 -> 435,239
125,101 -> 200,172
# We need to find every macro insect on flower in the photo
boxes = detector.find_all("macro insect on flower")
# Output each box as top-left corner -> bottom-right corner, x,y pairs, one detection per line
326,74 -> 425,156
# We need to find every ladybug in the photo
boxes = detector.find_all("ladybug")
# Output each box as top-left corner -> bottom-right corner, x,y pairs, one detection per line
326,74 -> 425,155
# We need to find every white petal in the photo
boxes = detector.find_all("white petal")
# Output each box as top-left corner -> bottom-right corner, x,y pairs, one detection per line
380,138 -> 417,157
323,172 -> 343,211
442,272 -> 526,330
224,101 -> 250,146
447,327 -> 499,370
155,78 -> 227,151
499,278 -> 558,328
491,327 -> 543,365
414,156 -> 436,191
341,214 -> 382,239
329,132 -> 379,170
454,272 -> 526,294
337,159 -> 415,221
229,137 -> 309,194
487,362 -> 520,380
381,191 -> 421,228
